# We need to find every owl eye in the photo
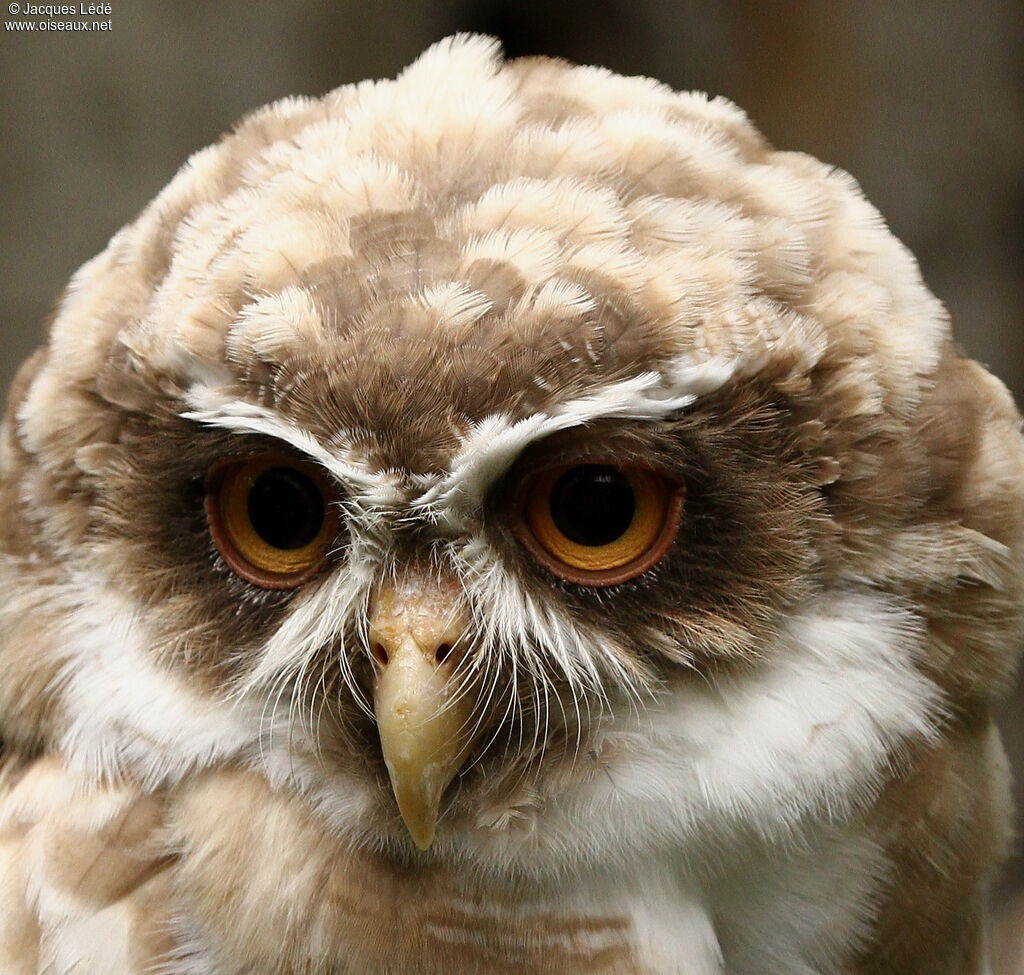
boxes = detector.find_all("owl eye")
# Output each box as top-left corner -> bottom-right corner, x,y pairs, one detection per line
516,463 -> 684,586
204,455 -> 341,589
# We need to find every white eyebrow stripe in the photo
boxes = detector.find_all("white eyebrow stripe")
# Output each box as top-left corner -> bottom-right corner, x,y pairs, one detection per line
415,356 -> 738,525
181,390 -> 408,509
182,354 -> 739,526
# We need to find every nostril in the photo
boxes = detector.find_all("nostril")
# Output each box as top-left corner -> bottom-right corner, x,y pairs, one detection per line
372,643 -> 389,666
434,643 -> 452,665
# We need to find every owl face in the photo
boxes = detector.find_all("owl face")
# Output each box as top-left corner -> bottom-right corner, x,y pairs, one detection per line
2,37 -> 1021,870
89,363 -> 824,847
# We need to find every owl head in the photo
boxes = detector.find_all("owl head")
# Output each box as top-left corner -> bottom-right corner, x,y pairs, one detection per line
2,36 -> 1022,863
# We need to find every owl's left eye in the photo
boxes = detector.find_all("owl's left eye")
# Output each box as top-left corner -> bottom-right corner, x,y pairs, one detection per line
204,455 -> 341,589
514,462 -> 684,586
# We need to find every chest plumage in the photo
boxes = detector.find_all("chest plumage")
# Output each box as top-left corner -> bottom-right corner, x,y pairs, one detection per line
1,34 -> 1021,975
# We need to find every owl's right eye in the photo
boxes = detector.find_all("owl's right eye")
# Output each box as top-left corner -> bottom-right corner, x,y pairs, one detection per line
204,455 -> 341,589
514,462 -> 684,586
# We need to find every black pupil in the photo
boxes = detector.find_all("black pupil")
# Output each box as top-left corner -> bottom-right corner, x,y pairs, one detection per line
548,465 -> 635,547
246,467 -> 325,550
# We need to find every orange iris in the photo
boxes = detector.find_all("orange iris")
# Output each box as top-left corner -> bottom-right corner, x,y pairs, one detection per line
518,463 -> 683,586
205,455 -> 340,589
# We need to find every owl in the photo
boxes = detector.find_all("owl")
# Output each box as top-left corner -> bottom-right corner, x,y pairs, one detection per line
1,34 -> 1022,975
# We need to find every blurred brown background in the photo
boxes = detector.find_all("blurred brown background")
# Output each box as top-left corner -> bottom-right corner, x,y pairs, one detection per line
2,0 -> 1023,957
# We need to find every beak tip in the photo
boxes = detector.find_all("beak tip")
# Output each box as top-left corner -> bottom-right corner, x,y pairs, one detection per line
410,825 -> 436,850
393,780 -> 442,851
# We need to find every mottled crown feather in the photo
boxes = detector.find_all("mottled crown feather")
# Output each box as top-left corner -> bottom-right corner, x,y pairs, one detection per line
14,34 -> 954,466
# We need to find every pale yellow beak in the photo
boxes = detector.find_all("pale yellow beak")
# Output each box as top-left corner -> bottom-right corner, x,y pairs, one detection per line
369,571 -> 476,850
